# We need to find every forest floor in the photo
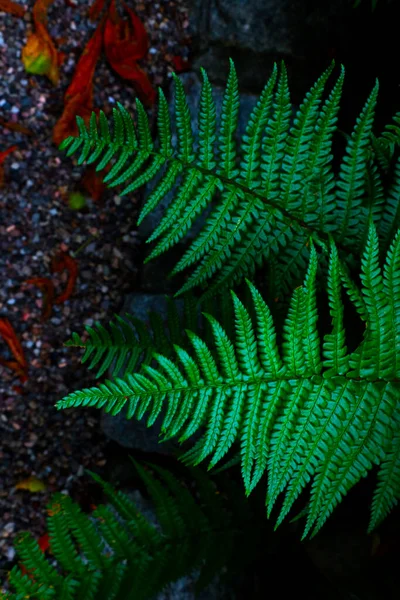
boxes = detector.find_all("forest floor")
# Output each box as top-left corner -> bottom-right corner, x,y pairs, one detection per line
0,0 -> 190,572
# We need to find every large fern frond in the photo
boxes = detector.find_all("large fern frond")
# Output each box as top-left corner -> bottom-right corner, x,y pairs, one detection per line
58,224 -> 400,536
61,62 -> 400,299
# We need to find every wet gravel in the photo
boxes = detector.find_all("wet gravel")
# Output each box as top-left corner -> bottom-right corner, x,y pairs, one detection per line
0,0 -> 190,576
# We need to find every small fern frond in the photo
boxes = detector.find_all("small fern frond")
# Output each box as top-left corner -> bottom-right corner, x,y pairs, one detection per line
65,295 -> 199,379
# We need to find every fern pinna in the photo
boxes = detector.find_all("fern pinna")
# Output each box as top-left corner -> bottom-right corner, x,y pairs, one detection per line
61,61 -> 400,299
57,223 -> 400,537
3,463 -> 250,600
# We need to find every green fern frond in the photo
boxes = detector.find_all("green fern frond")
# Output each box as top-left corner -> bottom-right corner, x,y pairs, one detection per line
58,224 -> 400,536
6,465 -> 254,600
61,62 -> 399,298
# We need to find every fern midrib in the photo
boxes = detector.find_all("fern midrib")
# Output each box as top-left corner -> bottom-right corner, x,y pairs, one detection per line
121,147 -> 354,254
67,373 -> 400,403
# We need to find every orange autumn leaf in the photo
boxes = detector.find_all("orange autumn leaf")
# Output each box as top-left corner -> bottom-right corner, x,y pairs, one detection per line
0,118 -> 33,136
0,318 -> 28,382
53,20 -> 104,145
15,476 -> 47,492
0,145 -> 17,188
88,0 -> 107,22
25,277 -> 55,320
0,0 -> 25,17
104,0 -> 156,106
22,0 -> 62,85
51,251 -> 78,304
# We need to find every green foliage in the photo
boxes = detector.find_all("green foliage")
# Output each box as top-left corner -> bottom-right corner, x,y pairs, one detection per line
3,464 -> 253,600
56,60 -> 400,541
65,292 -> 238,381
61,62 -> 399,299
58,224 -> 400,536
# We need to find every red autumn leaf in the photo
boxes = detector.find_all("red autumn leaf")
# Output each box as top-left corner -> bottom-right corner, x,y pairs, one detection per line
0,318 -> 28,383
51,251 -> 78,304
0,145 -> 17,188
25,277 -> 55,321
104,0 -> 156,106
0,0 -> 25,17
88,0 -> 107,22
38,533 -> 50,552
19,531 -> 49,577
81,165 -> 108,202
21,0 -> 62,86
53,20 -> 104,145
171,55 -> 191,74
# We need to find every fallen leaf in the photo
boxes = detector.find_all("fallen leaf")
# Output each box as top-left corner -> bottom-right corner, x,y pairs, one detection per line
25,277 -> 55,321
81,165 -> 107,202
51,251 -> 78,304
88,0 -> 107,21
0,318 -> 28,382
68,190 -> 87,210
0,118 -> 33,136
171,55 -> 191,73
53,20 -> 104,145
22,0 -> 62,85
38,533 -> 50,552
0,0 -> 25,17
0,145 -> 17,188
15,476 -> 47,492
104,0 -> 155,105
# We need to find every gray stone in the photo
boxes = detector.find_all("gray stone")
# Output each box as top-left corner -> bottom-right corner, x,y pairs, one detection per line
187,0 -> 352,94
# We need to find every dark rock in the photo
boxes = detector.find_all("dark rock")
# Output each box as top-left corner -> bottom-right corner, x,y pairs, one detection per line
187,0 -> 354,96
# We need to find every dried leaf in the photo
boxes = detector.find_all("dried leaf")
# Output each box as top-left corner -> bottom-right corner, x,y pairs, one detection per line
0,0 -> 25,17
81,165 -> 107,202
0,318 -> 28,382
68,191 -> 87,210
0,118 -> 33,136
38,533 -> 50,553
15,476 -> 47,492
104,0 -> 155,105
171,55 -> 191,73
22,0 -> 61,85
51,251 -> 78,304
53,20 -> 104,145
88,0 -> 107,21
25,277 -> 55,321
0,145 -> 17,188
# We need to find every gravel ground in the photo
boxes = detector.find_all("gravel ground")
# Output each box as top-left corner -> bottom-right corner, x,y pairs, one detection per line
0,0 -> 190,576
